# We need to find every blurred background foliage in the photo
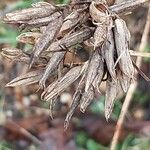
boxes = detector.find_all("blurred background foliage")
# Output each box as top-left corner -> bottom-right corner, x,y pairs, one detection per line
0,0 -> 150,150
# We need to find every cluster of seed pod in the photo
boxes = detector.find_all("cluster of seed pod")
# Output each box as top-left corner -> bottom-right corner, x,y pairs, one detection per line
2,0 -> 137,128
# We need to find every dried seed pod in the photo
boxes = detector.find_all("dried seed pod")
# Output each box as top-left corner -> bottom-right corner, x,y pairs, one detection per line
29,16 -> 63,67
94,25 -> 107,48
59,10 -> 86,36
24,12 -> 62,29
32,2 -> 54,7
6,69 -> 44,87
118,71 -> 131,93
105,77 -> 118,121
1,48 -> 30,63
89,1 -> 108,23
42,63 -> 88,100
107,0 -> 115,6
39,51 -> 66,89
46,28 -> 94,53
92,54 -> 104,93
4,4 -> 56,23
85,49 -> 101,92
102,29 -> 116,80
64,81 -> 85,129
114,18 -> 134,78
17,32 -> 41,44
80,87 -> 94,113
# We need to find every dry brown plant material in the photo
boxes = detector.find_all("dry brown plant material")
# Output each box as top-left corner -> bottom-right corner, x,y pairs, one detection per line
2,0 -> 149,127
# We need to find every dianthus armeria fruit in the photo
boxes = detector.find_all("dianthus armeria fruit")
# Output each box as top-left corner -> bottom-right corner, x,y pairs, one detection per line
2,0 -> 150,128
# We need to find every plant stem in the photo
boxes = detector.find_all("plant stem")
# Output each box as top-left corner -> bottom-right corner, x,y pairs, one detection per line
110,3 -> 150,150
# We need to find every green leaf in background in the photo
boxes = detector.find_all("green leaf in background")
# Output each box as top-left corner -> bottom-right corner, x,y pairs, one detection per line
75,131 -> 88,147
86,139 -> 108,150
0,0 -> 42,47
0,22 -> 18,47
0,141 -> 12,150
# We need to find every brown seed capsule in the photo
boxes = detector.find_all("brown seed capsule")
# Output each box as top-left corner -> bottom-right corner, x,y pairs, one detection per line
64,80 -> 85,129
118,71 -> 131,93
6,69 -> 44,87
92,53 -> 104,93
105,77 -> 118,121
102,29 -> 116,80
85,49 -> 101,92
42,65 -> 86,101
114,18 -> 134,78
89,1 -> 108,23
59,10 -> 86,36
1,48 -> 30,63
25,12 -> 62,29
46,28 -> 94,53
39,51 -> 66,89
94,25 -> 107,49
4,4 -> 56,23
29,16 -> 63,68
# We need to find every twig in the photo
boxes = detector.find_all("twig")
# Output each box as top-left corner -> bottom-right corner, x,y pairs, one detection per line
7,119 -> 42,145
110,3 -> 150,150
129,50 -> 150,58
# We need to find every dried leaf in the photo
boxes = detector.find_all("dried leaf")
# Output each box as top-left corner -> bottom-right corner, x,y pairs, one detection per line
6,70 -> 44,87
